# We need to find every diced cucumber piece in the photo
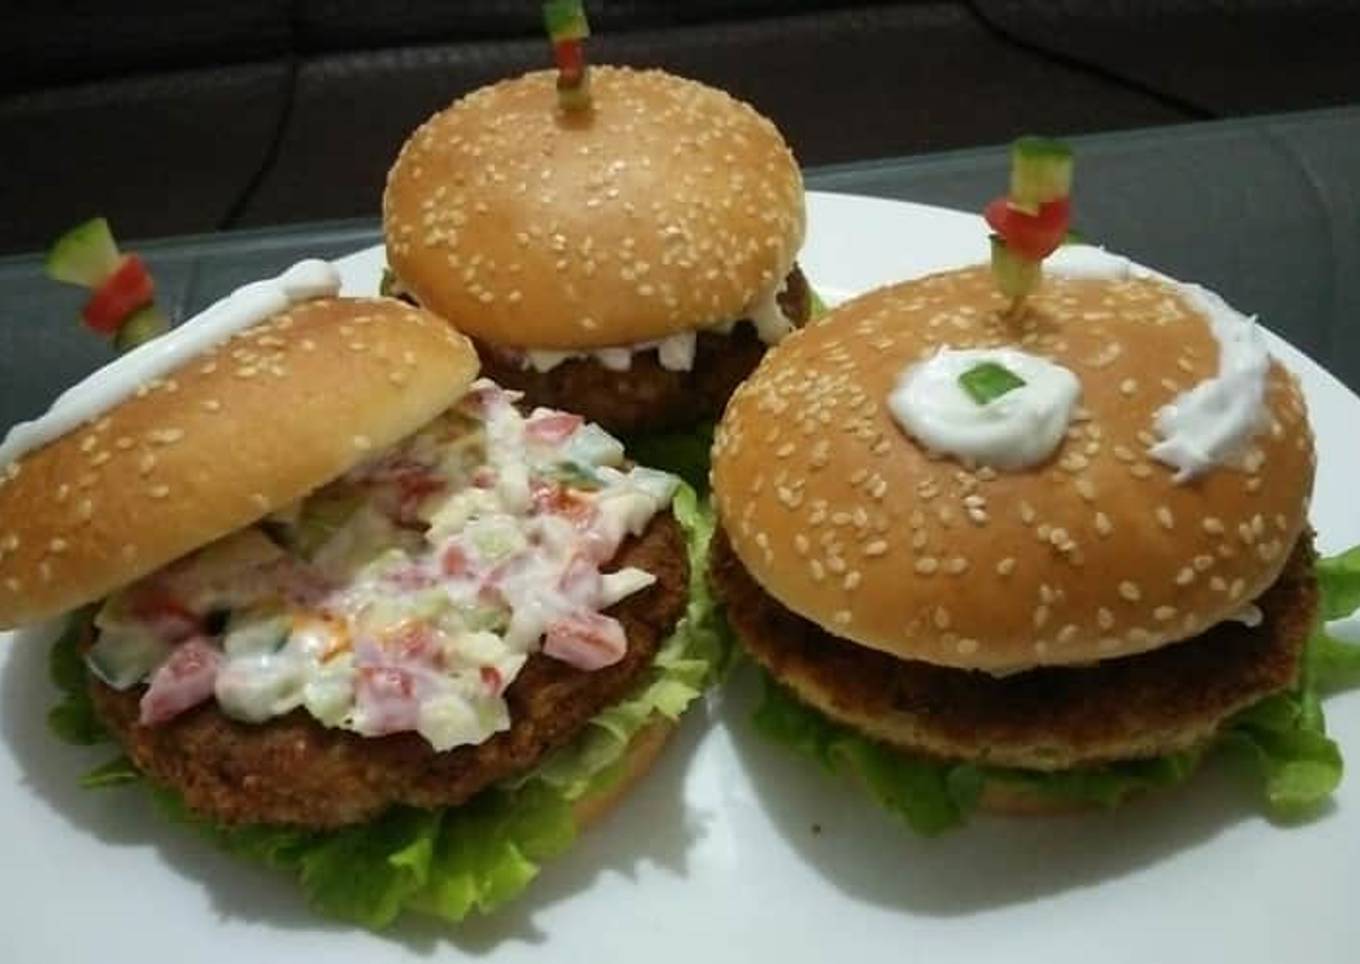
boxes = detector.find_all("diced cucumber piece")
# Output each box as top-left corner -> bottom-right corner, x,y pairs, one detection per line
1009,136 -> 1073,212
292,491 -> 364,558
85,629 -> 172,690
546,461 -> 602,490
990,235 -> 1041,302
567,423 -> 625,467
959,361 -> 1027,405
46,217 -> 121,287
543,0 -> 589,40
112,304 -> 168,353
222,609 -> 292,658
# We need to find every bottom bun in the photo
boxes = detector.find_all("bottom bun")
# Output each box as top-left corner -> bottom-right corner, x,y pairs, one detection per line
572,717 -> 675,829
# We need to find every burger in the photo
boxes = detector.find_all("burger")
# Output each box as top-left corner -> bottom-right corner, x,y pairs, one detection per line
0,262 -> 724,925
382,65 -> 810,438
710,248 -> 1358,830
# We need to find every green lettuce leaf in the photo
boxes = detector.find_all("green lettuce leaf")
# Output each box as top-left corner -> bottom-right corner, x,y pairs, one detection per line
47,607 -> 104,745
1317,546 -> 1360,621
618,283 -> 825,497
753,544 -> 1360,830
48,482 -> 725,930
623,422 -> 714,495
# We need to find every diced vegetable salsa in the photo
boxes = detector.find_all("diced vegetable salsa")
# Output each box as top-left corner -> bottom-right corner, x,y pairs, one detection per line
90,381 -> 678,751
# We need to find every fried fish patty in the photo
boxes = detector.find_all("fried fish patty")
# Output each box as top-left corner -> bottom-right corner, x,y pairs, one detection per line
90,513 -> 689,829
712,526 -> 1317,771
476,266 -> 811,436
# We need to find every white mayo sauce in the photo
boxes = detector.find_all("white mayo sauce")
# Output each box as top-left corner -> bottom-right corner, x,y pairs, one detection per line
0,259 -> 340,469
888,347 -> 1081,471
520,279 -> 793,374
1047,245 -> 1271,482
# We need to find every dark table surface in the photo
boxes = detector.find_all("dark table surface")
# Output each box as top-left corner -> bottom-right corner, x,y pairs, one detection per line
2,106 -> 1357,435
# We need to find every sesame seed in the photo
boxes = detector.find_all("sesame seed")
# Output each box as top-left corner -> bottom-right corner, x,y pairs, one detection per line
843,571 -> 862,590
1119,581 -> 1142,601
49,538 -> 67,553
933,607 -> 951,630
1176,567 -> 1195,585
1033,605 -> 1050,629
1202,517 -> 1225,535
1094,512 -> 1113,537
996,557 -> 1016,576
864,539 -> 888,557
946,556 -> 969,574
1155,506 -> 1174,529
149,484 -> 170,499
914,557 -> 939,575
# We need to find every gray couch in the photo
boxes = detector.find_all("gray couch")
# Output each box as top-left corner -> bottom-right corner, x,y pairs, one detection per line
4,1 -> 1357,254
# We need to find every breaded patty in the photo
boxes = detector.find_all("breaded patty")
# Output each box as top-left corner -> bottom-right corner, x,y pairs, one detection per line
712,526 -> 1317,771
477,266 -> 811,436
90,513 -> 689,829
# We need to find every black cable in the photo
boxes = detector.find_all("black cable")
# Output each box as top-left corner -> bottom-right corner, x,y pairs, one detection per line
217,3 -> 303,230
960,0 -> 1219,122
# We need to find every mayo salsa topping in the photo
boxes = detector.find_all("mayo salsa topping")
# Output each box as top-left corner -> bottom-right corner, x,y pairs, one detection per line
888,347 -> 1081,471
88,381 -> 678,751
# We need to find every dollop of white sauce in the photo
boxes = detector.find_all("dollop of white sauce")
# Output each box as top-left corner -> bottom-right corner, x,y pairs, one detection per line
1147,284 -> 1270,482
888,347 -> 1081,470
0,259 -> 340,469
519,277 -> 793,374
1047,244 -> 1272,483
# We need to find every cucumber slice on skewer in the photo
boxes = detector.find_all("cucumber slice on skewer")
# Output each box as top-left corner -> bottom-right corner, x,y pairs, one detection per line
990,234 -> 1041,303
1009,137 -> 1073,214
46,217 -> 122,287
112,304 -> 169,353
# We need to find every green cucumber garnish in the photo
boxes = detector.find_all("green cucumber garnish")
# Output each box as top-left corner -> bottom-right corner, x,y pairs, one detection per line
46,217 -> 121,287
989,234 -> 1041,302
1009,136 -> 1073,212
959,361 -> 1026,404
112,304 -> 169,353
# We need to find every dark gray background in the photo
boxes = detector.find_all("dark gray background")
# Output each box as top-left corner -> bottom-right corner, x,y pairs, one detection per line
2,108 -> 1357,438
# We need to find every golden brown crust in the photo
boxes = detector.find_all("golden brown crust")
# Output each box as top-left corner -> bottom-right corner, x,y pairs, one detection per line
711,267 -> 1315,673
713,525 -> 1316,770
89,512 -> 688,828
477,265 -> 811,436
0,298 -> 478,630
383,66 -> 804,349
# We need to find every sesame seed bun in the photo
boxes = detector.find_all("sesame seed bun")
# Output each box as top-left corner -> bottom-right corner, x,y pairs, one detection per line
382,66 -> 805,350
572,718 -> 675,830
0,297 -> 477,630
711,266 -> 1315,674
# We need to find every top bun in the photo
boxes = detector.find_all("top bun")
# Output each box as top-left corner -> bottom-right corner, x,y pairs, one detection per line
0,297 -> 477,629
383,66 -> 804,350
712,266 -> 1315,674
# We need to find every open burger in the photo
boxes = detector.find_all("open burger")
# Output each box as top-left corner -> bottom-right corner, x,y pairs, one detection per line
711,247 -> 1359,829
0,261 -> 724,925
382,66 -> 810,437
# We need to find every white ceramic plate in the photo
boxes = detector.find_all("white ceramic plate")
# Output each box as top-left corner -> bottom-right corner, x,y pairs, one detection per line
3,191 -> 1358,963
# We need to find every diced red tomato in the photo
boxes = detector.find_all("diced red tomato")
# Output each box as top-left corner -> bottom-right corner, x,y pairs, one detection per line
82,254 -> 154,334
480,665 -> 504,695
553,38 -> 585,76
384,565 -> 436,591
530,479 -> 596,527
354,666 -> 420,735
525,411 -> 583,445
472,467 -> 497,488
558,553 -> 602,606
441,543 -> 470,577
386,620 -> 442,666
128,587 -> 200,642
984,196 -> 1070,261
543,612 -> 626,670
138,638 -> 221,725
